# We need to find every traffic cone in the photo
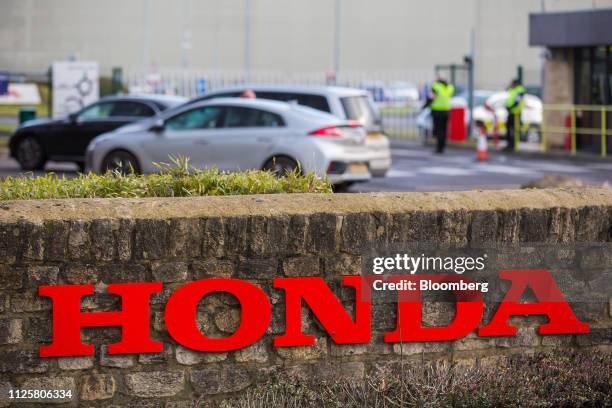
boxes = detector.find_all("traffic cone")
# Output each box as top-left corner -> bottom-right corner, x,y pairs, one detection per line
476,126 -> 489,161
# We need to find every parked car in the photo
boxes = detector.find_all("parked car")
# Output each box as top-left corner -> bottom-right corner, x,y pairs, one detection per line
479,92 -> 543,143
187,85 -> 391,177
86,98 -> 373,186
9,94 -> 187,171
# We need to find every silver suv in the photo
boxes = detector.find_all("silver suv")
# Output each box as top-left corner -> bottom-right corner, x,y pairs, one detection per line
189,85 -> 391,177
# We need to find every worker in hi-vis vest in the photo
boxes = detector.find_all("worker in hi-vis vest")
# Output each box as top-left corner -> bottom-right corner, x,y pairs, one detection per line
424,77 -> 455,153
505,78 -> 526,151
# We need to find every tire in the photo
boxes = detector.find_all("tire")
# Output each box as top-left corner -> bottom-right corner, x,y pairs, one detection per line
332,182 -> 355,193
262,156 -> 300,177
15,136 -> 46,171
76,162 -> 86,173
101,150 -> 141,175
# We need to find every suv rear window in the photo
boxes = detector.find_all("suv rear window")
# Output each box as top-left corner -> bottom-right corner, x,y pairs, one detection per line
255,92 -> 331,113
340,96 -> 376,127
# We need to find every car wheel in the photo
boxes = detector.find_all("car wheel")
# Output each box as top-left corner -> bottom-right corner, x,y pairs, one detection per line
15,136 -> 46,171
332,182 -> 355,192
262,156 -> 300,177
101,150 -> 141,175
76,162 -> 86,173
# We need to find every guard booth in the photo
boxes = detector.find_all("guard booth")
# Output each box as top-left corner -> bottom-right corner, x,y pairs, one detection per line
530,8 -> 612,155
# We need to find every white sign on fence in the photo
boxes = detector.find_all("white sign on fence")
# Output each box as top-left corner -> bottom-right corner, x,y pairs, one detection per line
52,61 -> 99,117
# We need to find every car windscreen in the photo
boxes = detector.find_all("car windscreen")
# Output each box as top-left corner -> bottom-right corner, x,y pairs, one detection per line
340,95 -> 376,128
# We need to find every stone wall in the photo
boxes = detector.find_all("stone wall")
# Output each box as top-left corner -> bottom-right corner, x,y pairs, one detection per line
0,189 -> 611,406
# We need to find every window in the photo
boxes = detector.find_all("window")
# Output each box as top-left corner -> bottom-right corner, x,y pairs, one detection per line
165,106 -> 224,130
340,96 -> 376,127
223,107 -> 284,128
575,46 -> 612,105
110,101 -> 156,117
256,92 -> 331,113
77,102 -> 115,120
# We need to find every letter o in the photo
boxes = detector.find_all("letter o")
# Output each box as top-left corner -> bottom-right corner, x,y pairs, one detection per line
165,279 -> 271,351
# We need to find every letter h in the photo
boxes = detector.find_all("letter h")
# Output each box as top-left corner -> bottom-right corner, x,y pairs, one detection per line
39,283 -> 163,357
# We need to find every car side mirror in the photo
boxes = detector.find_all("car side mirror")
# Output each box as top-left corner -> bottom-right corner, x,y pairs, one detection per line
150,119 -> 165,133
68,112 -> 78,123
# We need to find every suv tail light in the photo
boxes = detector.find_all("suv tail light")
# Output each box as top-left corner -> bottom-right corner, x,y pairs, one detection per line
309,121 -> 363,138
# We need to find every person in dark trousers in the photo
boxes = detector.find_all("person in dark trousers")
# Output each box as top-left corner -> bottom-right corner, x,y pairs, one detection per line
424,78 -> 455,153
505,78 -> 526,152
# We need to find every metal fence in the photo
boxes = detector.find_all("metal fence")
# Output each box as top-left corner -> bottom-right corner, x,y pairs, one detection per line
122,68 -> 433,138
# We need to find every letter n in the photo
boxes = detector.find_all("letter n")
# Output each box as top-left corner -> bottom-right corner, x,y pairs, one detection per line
274,276 -> 371,347
39,283 -> 162,357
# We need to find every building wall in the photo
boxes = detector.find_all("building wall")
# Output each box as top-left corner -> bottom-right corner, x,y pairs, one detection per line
543,48 -> 575,147
2,0 -> 612,89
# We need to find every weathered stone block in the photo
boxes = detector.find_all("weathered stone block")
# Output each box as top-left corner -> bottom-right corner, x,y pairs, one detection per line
68,220 -> 91,260
168,217 -> 202,258
11,293 -> 51,312
116,218 -> 134,261
175,345 -> 227,365
138,344 -> 172,364
266,215 -> 290,254
152,261 -> 189,282
247,215 -> 268,256
100,345 -> 134,368
223,216 -> 249,255
80,374 -> 116,401
393,341 -> 451,355
202,217 -> 224,257
282,256 -> 319,277
125,371 -> 185,397
192,259 -> 234,278
576,326 -> 612,346
277,337 -> 327,360
21,220 -> 46,261
91,218 -> 116,261
0,318 -> 22,344
25,265 -> 59,288
470,210 -> 499,244
324,253 -> 361,275
235,341 -> 269,363
307,213 -> 339,253
341,213 -> 375,253
215,308 -> 241,333
236,257 -> 278,278
0,350 -> 48,373
310,361 -> 365,383
57,356 -> 94,370
134,219 -> 170,259
191,367 -> 251,395
286,214 -> 308,254
62,263 -> 98,284
44,219 -> 70,262
0,265 -> 22,290
24,316 -> 51,344
495,328 -> 540,348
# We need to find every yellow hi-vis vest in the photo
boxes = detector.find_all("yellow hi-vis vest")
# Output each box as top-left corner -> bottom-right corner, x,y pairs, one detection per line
506,85 -> 526,114
431,82 -> 455,111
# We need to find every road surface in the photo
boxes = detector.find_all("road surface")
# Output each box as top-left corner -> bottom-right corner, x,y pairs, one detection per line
0,140 -> 610,192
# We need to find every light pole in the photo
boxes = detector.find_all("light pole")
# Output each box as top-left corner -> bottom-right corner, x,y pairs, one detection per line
142,0 -> 151,75
244,0 -> 252,82
333,0 -> 341,80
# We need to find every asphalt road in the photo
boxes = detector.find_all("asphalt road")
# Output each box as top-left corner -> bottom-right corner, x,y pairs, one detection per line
1,140 -> 611,192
